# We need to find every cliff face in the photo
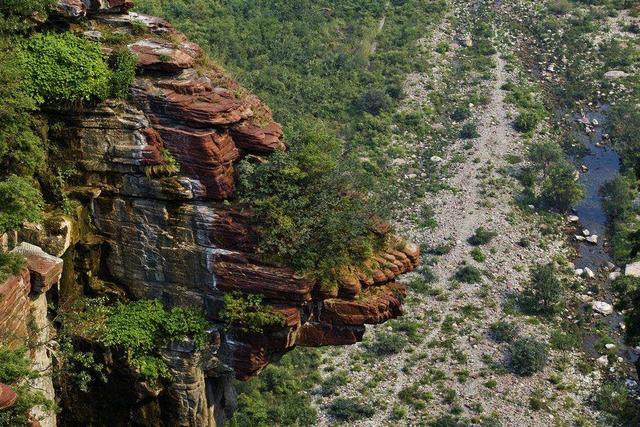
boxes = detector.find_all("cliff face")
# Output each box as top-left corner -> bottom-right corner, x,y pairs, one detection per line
4,1 -> 420,425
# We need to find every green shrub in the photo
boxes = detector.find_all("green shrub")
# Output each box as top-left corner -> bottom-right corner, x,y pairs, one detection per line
490,320 -> 519,343
329,398 -> 375,421
0,175 -> 43,234
549,328 -> 580,351
540,162 -> 584,212
468,227 -> 497,246
460,122 -> 480,139
109,47 -> 137,98
80,299 -> 209,380
510,337 -> 548,375
365,331 -> 407,355
0,251 -> 25,283
594,380 -> 640,425
237,122 -> 385,288
0,0 -> 55,33
454,265 -> 483,283
514,111 -> 540,133
219,293 -> 286,333
471,247 -> 486,262
19,32 -> 111,104
520,263 -> 563,314
229,348 -> 320,427
451,106 -> 471,122
0,346 -> 54,426
320,371 -> 349,396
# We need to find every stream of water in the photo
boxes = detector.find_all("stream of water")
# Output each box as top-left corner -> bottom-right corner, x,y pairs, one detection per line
570,106 -> 638,367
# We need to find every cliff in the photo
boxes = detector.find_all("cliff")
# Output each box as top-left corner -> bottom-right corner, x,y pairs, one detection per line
1,1 -> 420,425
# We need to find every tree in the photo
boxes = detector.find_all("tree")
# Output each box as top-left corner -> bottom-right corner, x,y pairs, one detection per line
510,337 -> 548,375
540,161 -> 583,211
528,141 -> 563,179
521,263 -> 563,314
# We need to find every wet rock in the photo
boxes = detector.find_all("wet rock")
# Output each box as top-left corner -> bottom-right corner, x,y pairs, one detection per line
592,301 -> 614,315
575,235 -> 586,241
582,229 -> 590,236
586,235 -> 598,244
574,269 -> 584,276
567,215 -> 579,223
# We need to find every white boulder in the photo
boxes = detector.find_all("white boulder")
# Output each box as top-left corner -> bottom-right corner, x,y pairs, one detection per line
592,301 -> 614,315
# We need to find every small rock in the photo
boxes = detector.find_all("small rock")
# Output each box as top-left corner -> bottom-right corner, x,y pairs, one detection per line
567,215 -> 579,223
607,261 -> 616,269
574,269 -> 584,276
596,355 -> 609,366
604,70 -> 629,80
592,119 -> 600,126
430,155 -> 444,163
592,301 -> 614,315
582,229 -> 590,236
584,267 -> 595,279
575,235 -> 586,241
605,343 -> 616,350
609,272 -> 622,281
586,235 -> 598,244
581,165 -> 589,173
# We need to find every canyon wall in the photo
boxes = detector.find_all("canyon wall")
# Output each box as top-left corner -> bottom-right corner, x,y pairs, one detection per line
2,1 -> 420,425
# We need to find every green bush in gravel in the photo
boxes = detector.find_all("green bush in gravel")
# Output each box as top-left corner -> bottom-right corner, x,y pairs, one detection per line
510,337 -> 548,375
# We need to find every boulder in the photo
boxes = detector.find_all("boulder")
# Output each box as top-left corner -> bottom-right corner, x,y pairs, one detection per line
592,301 -> 614,316
129,39 -> 202,72
625,261 -> 640,277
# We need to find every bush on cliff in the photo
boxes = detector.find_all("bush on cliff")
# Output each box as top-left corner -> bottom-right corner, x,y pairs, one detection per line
0,346 -> 54,426
70,299 -> 209,381
19,32 -> 112,104
0,0 -> 55,33
108,47 -> 138,99
237,122 -> 386,288
219,293 -> 286,333
0,175 -> 43,234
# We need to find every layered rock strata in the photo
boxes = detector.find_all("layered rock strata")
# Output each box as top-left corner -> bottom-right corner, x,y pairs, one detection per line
15,2 -> 421,425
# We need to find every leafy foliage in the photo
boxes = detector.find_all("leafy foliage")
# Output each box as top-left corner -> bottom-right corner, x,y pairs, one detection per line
18,32 -> 111,104
0,175 -> 43,234
0,0 -> 55,34
0,251 -> 25,283
219,293 -> 286,333
108,48 -> 138,99
237,122 -> 386,286
522,141 -> 583,212
0,346 -> 54,427
468,227 -> 497,246
490,320 -> 519,343
510,337 -> 548,375
73,299 -> 209,381
228,349 -> 320,427
328,398 -> 375,421
520,263 -> 563,314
